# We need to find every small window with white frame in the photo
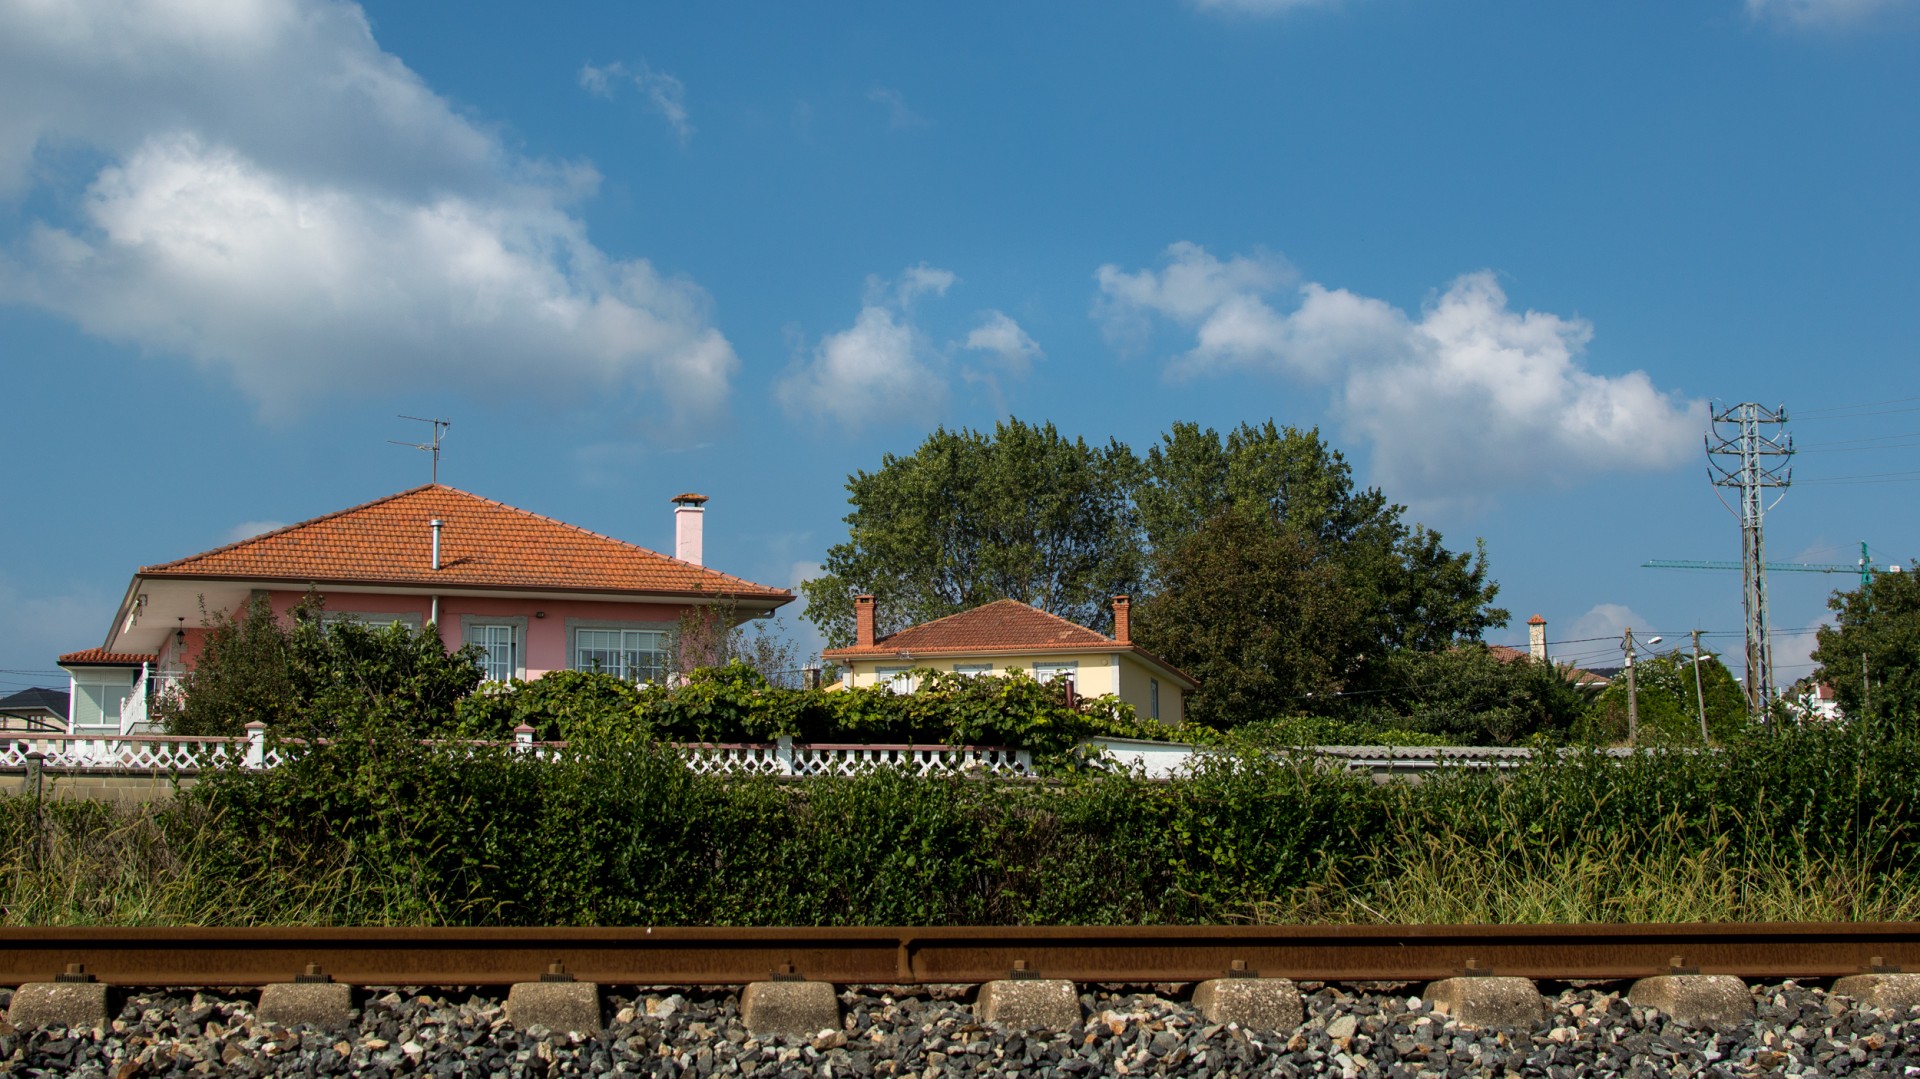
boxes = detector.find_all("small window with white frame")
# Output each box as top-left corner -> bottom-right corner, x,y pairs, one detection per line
1031,661 -> 1078,688
71,672 -> 134,733
952,663 -> 993,677
1150,678 -> 1161,720
875,666 -> 919,693
466,623 -> 519,682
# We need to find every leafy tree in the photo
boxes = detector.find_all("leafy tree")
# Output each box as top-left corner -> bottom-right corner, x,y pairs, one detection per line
1134,422 -> 1505,726
802,418 -> 1143,646
1812,568 -> 1920,728
1132,511 -> 1359,728
158,592 -> 484,741
1138,422 -> 1505,659
1333,645 -> 1600,746
1583,650 -> 1746,744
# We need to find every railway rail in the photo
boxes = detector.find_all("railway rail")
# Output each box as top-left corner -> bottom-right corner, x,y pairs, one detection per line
3,922 -> 1914,988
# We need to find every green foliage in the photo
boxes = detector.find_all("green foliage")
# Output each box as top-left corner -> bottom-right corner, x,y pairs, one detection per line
1133,512 -> 1357,727
801,418 -> 1144,646
1585,651 -> 1747,745
1813,569 -> 1920,728
1333,646 -> 1597,746
1133,422 -> 1508,728
17,721 -> 1920,927
158,592 -> 484,741
456,661 -> 1139,759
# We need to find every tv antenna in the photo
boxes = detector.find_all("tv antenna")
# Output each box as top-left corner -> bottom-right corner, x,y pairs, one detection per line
389,415 -> 450,484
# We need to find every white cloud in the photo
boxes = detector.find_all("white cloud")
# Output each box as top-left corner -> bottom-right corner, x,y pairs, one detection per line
225,519 -> 287,542
1094,243 -> 1704,504
893,263 -> 957,305
1566,604 -> 1646,650
776,265 -> 954,429
963,310 -> 1042,374
1745,0 -> 1903,25
579,59 -> 693,146
0,0 -> 737,422
867,86 -> 928,131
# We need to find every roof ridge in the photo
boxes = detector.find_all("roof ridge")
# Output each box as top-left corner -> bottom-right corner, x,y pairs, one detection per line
873,597 -> 1033,645
140,483 -> 440,574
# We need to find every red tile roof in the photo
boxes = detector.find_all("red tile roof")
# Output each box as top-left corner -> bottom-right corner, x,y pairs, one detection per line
60,649 -> 158,665
1486,644 -> 1608,685
824,599 -> 1198,687
139,485 -> 790,601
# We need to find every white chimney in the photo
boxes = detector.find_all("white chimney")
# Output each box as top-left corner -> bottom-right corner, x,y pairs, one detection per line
672,493 -> 707,565
1527,614 -> 1547,662
430,518 -> 443,571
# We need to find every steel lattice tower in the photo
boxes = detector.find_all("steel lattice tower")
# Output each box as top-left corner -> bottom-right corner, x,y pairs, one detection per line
1705,403 -> 1793,714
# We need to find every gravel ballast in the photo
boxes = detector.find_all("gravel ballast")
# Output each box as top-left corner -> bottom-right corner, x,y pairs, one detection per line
2,979 -> 1918,1077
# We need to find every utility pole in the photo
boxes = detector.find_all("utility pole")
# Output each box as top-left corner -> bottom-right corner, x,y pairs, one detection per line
1691,629 -> 1709,744
1624,627 -> 1639,747
1705,403 -> 1793,716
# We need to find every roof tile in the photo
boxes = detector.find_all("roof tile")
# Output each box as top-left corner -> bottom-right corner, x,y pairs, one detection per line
60,649 -> 158,665
141,485 -> 790,600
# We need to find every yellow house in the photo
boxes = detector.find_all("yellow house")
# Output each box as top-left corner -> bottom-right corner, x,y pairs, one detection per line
822,595 -> 1198,724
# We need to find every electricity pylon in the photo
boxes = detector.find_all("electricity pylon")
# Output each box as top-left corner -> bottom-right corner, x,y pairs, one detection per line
1705,403 -> 1793,715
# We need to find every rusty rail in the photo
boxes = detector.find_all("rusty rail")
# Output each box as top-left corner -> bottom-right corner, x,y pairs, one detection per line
1,923 -> 1914,987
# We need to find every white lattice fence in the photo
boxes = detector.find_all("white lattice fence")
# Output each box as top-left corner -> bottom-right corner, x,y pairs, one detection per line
2,727 -> 1030,777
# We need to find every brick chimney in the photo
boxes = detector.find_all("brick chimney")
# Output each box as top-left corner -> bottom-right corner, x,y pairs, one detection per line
672,493 -> 707,565
855,594 -> 876,648
1112,595 -> 1131,644
1527,614 -> 1548,662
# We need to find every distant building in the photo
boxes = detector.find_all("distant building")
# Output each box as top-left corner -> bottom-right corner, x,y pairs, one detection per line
0,686 -> 69,732
55,485 -> 791,736
823,595 -> 1198,724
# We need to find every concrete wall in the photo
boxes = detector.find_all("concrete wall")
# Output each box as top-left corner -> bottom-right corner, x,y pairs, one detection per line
2,770 -> 192,804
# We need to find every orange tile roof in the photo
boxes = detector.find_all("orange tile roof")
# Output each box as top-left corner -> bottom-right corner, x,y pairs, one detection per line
824,599 -> 1198,687
1486,644 -> 1608,685
60,649 -> 158,665
140,485 -> 791,601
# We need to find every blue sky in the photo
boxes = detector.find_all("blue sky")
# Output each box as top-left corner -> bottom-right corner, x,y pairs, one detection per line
4,0 -> 1918,692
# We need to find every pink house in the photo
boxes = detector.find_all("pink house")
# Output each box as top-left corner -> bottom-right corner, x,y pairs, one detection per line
56,485 -> 792,735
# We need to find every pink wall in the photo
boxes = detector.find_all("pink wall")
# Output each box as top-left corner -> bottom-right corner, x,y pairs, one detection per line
248,590 -> 698,678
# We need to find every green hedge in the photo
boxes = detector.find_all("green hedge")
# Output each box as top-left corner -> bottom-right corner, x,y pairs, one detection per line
0,721 -> 1897,927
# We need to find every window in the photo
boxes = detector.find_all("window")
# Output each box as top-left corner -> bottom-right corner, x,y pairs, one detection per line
953,663 -> 993,677
875,666 -> 918,693
573,628 -> 668,684
1032,661 -> 1078,688
1150,678 -> 1161,720
466,623 -> 519,682
72,674 -> 133,732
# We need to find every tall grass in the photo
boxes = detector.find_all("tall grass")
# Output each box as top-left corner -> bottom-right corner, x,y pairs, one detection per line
4,723 -> 1917,927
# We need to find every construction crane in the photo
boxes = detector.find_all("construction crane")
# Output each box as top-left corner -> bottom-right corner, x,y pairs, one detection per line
1642,542 -> 1886,589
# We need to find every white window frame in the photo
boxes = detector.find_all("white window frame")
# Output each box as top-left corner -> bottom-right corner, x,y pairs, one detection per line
875,666 -> 919,693
570,624 -> 671,684
952,663 -> 993,677
1032,661 -> 1078,689
70,671 -> 134,733
461,616 -> 526,683
1150,678 -> 1161,720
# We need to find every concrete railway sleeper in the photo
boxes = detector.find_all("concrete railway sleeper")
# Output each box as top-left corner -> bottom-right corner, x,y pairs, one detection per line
7,976 -> 1920,1076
